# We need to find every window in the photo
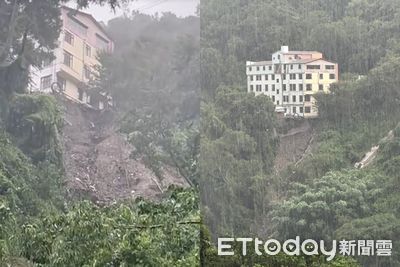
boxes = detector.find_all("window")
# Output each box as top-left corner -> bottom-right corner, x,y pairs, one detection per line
283,74 -> 286,80
85,44 -> 91,57
276,79 -> 279,83
305,106 -> 311,113
330,74 -> 336,79
306,74 -> 312,79
292,95 -> 296,102
283,95 -> 289,102
68,16 -> 88,35
320,73 -> 323,79
40,75 -> 52,89
256,75 -> 262,81
265,84 -> 268,91
63,51 -> 73,67
64,31 -> 74,45
298,64 -> 301,69
277,100 -> 280,105
293,84 -> 296,91
319,84 -> 323,91
306,84 -> 312,91
272,85 -> 275,91
257,66 -> 260,71
263,66 -> 266,71
290,64 -> 293,70
265,74 -> 268,80
269,66 -> 272,70
305,95 -> 311,101
300,107 -> 304,113
299,95 -> 303,102
248,66 -> 252,71
299,84 -> 303,91
272,74 -> 275,80
298,73 -> 303,79
250,75 -> 253,81
293,107 -> 296,113
326,65 -> 335,70
96,33 -> 109,50
84,65 -> 91,79
278,55 -> 280,60
277,89 -> 279,94
272,96 -> 275,102
283,84 -> 286,91
250,85 -> 254,91
307,65 -> 320,70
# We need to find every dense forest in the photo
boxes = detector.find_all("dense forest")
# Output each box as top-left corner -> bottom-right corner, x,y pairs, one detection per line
201,0 -> 400,266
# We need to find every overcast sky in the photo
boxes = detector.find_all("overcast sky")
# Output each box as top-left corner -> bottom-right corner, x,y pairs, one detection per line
68,0 -> 199,23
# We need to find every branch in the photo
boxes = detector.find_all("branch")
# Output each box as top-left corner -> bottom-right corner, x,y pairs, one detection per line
123,220 -> 201,229
0,0 -> 20,67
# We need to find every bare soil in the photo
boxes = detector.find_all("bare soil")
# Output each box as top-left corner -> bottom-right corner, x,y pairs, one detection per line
274,120 -> 314,173
59,98 -> 187,203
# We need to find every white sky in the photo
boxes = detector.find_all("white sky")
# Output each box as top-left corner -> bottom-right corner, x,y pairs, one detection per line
68,0 -> 199,23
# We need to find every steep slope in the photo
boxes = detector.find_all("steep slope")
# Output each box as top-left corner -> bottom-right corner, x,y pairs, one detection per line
274,120 -> 315,173
60,98 -> 187,203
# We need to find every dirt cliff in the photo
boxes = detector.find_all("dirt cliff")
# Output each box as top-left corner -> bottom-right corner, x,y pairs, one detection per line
274,119 -> 315,173
60,98 -> 187,203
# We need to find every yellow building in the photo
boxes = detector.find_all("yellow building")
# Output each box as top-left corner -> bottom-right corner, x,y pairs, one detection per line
246,46 -> 338,118
30,6 -> 114,109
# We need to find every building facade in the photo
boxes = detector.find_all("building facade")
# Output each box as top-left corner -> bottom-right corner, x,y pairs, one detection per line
246,46 -> 338,118
30,6 -> 114,109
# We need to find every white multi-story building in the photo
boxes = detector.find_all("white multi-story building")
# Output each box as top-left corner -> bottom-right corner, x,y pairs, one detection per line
246,46 -> 338,118
30,6 -> 114,110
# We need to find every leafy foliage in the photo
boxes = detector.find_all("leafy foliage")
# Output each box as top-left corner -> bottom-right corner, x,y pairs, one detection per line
6,94 -> 63,165
21,188 -> 200,266
200,87 -> 278,237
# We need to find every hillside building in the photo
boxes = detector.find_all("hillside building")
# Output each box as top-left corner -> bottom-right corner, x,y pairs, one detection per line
246,46 -> 338,117
30,6 -> 114,110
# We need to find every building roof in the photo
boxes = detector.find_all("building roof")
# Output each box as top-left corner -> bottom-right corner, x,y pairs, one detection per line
300,58 -> 336,64
283,51 -> 321,54
61,6 -> 113,41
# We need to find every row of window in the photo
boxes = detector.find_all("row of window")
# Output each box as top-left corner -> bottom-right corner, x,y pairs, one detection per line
291,106 -> 312,114
248,65 -> 273,72
64,31 -> 92,57
40,75 -> 67,91
251,83 -> 327,92
66,16 -> 110,51
253,88 -> 313,103
268,97 -> 313,114
283,95 -> 304,103
63,50 -> 92,79
252,84 -> 303,92
248,64 -> 335,72
249,73 -> 335,81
